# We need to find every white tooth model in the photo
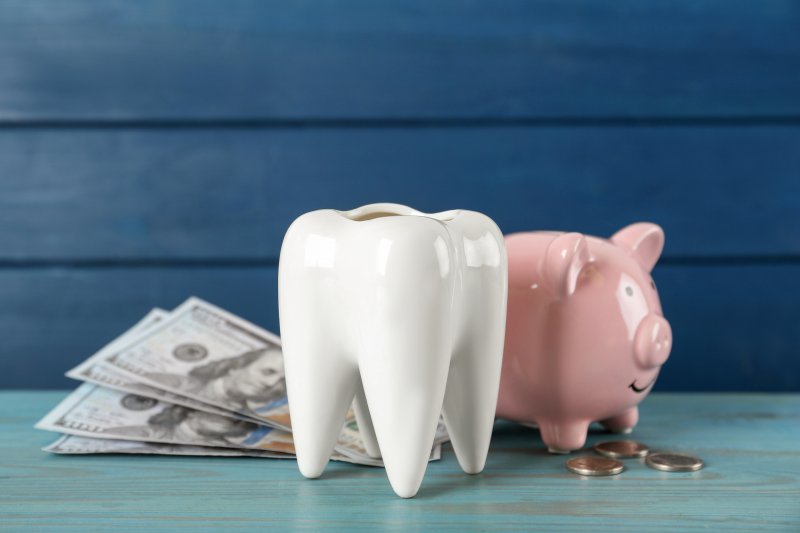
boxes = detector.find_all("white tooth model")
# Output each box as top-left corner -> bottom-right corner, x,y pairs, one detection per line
278,203 -> 508,498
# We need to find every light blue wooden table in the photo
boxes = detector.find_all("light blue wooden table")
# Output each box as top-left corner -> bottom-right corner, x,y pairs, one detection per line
1,392 -> 798,531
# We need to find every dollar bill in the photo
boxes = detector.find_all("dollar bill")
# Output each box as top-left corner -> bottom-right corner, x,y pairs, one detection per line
43,435 -> 439,466
68,306 -> 264,423
36,384 -> 441,466
36,383 -> 296,454
56,299 -> 447,466
69,361 -> 263,423
66,363 -> 424,463
70,297 -> 292,430
44,434 -> 293,459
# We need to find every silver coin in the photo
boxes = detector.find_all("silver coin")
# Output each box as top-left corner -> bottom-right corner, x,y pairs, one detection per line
566,456 -> 625,476
645,452 -> 704,472
594,440 -> 650,459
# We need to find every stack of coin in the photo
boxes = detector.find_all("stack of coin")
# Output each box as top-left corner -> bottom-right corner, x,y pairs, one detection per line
594,440 -> 650,459
565,456 -> 624,476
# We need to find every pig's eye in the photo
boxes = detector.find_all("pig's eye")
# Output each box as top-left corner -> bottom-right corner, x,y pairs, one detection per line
625,286 -> 634,297
650,281 -> 657,290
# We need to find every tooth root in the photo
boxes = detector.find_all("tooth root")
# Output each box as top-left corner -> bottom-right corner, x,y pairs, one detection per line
352,377 -> 380,458
359,314 -> 452,498
442,344 -> 502,474
442,224 -> 507,475
283,338 -> 357,478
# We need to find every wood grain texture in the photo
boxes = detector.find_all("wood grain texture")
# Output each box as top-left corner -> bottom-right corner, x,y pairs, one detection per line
1,1 -> 797,396
1,392 -> 798,531
1,264 -> 798,392
1,126 -> 798,260
1,0 -> 799,120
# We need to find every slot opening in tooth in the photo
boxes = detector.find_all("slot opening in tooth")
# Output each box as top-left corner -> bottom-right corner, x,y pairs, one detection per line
347,212 -> 406,221
338,204 -> 462,223
348,211 -> 460,222
430,210 -> 460,222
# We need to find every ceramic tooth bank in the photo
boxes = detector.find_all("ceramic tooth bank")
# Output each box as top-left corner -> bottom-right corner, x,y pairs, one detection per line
278,203 -> 508,498
496,223 -> 672,453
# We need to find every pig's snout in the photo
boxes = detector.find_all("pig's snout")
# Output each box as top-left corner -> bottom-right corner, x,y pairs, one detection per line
634,314 -> 672,369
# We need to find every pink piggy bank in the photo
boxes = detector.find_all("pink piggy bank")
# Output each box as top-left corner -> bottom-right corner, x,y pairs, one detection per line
496,223 -> 672,453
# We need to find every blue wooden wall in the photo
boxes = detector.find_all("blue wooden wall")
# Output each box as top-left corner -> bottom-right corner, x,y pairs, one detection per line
1,1 -> 798,391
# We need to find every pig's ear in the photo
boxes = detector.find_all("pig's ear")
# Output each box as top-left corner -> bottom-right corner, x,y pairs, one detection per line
611,223 -> 665,272
542,232 -> 590,298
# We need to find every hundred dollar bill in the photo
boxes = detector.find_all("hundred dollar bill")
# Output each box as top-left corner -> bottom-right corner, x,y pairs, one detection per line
69,362 -> 262,423
44,434 -> 293,459
36,385 -> 440,466
70,361 -> 412,463
68,309 -> 259,423
43,435 -> 439,466
60,298 -> 444,464
72,297 -> 292,430
36,383 -> 296,454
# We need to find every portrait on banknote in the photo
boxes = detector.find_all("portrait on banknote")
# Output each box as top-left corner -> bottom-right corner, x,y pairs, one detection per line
187,348 -> 286,413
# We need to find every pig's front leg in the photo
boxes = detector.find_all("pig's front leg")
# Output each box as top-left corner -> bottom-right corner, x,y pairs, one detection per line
599,407 -> 639,434
538,420 -> 590,453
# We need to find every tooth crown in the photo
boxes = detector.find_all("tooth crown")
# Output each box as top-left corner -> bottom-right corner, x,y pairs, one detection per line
278,203 -> 507,498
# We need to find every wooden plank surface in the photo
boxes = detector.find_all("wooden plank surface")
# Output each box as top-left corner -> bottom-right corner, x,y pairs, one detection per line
1,126 -> 798,260
1,264 -> 798,391
1,1 -> 797,396
1,1 -> 799,120
1,391 -> 798,531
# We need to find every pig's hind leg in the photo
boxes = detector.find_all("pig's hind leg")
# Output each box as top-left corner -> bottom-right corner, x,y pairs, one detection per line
599,407 -> 639,434
538,420 -> 590,453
